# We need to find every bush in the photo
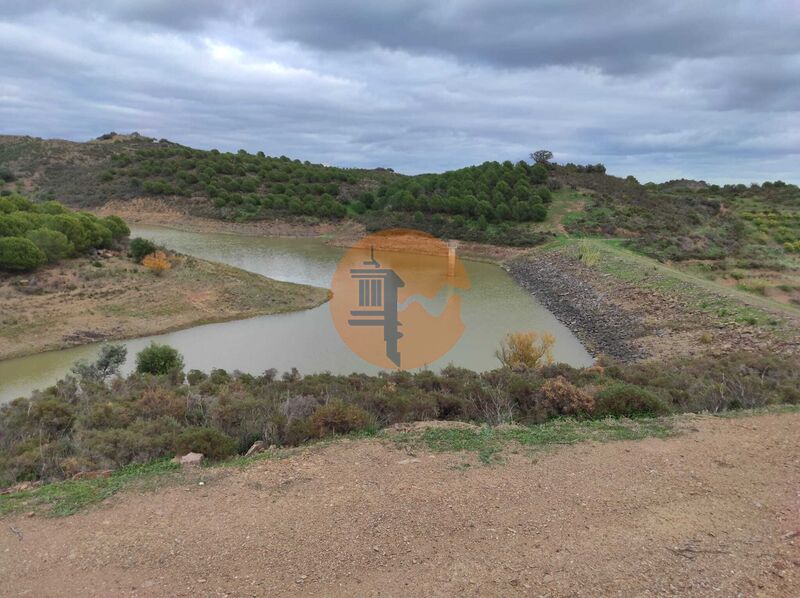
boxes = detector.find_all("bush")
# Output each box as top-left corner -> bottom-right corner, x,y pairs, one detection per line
142,250 -> 171,275
0,237 -> 47,271
0,167 -> 16,182
496,331 -> 555,369
186,369 -> 207,386
135,343 -> 184,375
25,228 -> 74,262
103,215 -> 130,241
47,214 -> 90,252
539,376 -> 594,416
79,417 -> 182,468
309,400 -> 370,437
0,213 -> 33,237
595,383 -> 670,417
129,237 -> 157,263
577,240 -> 600,267
174,427 -> 237,460
136,387 -> 187,420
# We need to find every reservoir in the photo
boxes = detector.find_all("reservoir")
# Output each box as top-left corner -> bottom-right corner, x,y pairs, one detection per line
0,226 -> 593,403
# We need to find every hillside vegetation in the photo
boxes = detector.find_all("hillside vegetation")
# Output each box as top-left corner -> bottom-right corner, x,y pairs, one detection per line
1,135 -> 552,246
1,344 -> 797,486
4,134 -> 799,300
560,171 -> 800,303
0,194 -> 129,272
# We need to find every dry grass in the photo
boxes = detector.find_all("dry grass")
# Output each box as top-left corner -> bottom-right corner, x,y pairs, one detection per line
0,254 -> 329,360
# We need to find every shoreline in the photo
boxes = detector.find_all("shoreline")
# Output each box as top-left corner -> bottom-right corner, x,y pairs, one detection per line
508,240 -> 799,364
95,199 -> 530,264
506,254 -> 646,363
0,254 -> 330,362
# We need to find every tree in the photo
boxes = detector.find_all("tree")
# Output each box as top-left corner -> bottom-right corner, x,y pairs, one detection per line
135,343 -> 184,375
0,237 -> 46,271
0,214 -> 33,237
530,203 -> 547,222
48,214 -> 90,252
71,343 -> 128,383
530,163 -> 548,184
25,228 -> 74,262
102,215 -> 130,241
530,150 -> 553,165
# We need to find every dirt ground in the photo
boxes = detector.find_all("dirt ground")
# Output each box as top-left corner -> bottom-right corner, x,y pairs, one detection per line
96,198 -> 368,244
0,254 -> 328,360
1,412 -> 798,597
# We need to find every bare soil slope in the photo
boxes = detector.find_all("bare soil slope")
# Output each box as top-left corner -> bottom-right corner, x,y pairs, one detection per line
2,413 -> 798,597
0,254 -> 329,360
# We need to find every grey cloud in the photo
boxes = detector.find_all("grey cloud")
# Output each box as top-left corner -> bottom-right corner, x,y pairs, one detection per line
0,1 -> 798,183
9,1 -> 800,74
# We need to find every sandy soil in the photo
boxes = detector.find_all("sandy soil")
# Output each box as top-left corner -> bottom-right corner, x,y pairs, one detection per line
2,412 -> 798,597
0,254 -> 329,360
96,198 -> 368,244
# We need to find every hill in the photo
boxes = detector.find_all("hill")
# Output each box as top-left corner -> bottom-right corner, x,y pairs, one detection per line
4,134 -> 800,303
0,134 -> 554,246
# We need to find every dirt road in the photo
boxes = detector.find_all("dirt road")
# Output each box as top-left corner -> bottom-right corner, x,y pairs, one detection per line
2,413 -> 799,597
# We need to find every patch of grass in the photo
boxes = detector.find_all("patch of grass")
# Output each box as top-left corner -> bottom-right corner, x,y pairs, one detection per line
389,417 -> 676,462
736,277 -> 771,296
0,426 -> 381,518
714,403 -> 800,419
0,459 -> 180,517
553,238 -> 793,332
577,239 -> 600,266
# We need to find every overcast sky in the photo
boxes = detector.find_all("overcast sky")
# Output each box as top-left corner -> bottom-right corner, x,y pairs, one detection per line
1,1 -> 798,183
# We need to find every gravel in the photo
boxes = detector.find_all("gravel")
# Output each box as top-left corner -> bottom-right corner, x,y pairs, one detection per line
507,253 -> 648,362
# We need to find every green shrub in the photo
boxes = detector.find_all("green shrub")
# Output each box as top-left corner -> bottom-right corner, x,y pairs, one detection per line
103,215 -> 130,240
0,213 -> 34,237
76,213 -> 113,249
38,201 -> 69,215
595,383 -> 670,417
135,343 -> 185,375
174,427 -> 237,460
25,228 -> 74,262
129,237 -> 157,263
186,369 -> 208,386
46,214 -> 91,252
29,397 -> 76,438
79,417 -> 182,468
309,400 -> 370,437
0,236 -> 47,271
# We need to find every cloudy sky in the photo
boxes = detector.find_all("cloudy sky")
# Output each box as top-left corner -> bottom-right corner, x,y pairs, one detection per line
1,1 -> 798,183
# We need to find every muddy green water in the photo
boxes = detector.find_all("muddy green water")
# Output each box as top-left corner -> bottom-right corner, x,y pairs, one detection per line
0,226 -> 593,403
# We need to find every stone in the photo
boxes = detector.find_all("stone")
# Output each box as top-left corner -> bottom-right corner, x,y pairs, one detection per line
245,441 -> 267,457
179,452 -> 204,467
